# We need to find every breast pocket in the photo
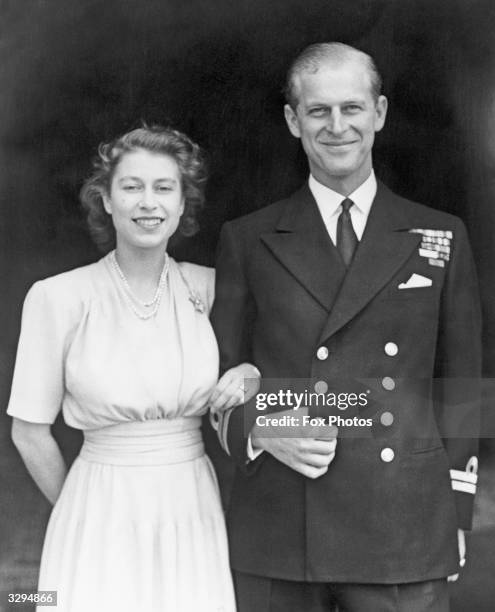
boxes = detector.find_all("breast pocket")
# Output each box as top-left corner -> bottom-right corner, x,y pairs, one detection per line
385,285 -> 437,301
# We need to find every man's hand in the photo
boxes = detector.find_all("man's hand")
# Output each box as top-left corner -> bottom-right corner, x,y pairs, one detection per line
447,529 -> 466,582
251,408 -> 337,479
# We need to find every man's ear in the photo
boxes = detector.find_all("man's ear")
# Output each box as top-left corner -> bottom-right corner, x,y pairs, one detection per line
374,95 -> 388,133
284,104 -> 302,139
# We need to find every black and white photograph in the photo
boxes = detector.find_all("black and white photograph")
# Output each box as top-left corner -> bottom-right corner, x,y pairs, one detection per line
1,1 -> 495,611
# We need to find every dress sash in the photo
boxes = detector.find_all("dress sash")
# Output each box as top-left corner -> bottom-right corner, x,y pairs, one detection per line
79,417 -> 204,466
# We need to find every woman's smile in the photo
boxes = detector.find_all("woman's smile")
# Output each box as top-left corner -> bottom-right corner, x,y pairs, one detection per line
132,216 -> 165,229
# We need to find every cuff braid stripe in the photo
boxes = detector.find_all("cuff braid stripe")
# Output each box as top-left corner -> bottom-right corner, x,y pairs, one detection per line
450,469 -> 478,485
451,480 -> 476,495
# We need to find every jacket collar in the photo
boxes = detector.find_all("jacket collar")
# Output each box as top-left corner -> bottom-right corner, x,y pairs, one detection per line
317,181 -> 421,342
261,183 -> 347,312
261,181 -> 422,340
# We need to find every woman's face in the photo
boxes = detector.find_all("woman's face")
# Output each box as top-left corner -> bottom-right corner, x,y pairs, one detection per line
103,148 -> 185,253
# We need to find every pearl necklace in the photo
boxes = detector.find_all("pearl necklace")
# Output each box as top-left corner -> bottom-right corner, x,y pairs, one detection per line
110,251 -> 169,320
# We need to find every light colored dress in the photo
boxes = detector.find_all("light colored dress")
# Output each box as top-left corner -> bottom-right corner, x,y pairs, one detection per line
7,254 -> 236,612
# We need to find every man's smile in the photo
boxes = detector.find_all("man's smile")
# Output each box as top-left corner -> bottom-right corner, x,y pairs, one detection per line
319,140 -> 358,148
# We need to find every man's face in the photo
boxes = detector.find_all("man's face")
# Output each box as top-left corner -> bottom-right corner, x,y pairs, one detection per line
284,59 -> 387,191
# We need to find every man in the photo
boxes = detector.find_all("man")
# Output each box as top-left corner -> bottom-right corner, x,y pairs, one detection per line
210,43 -> 481,611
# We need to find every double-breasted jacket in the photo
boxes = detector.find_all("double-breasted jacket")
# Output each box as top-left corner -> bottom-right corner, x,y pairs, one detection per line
210,181 -> 481,583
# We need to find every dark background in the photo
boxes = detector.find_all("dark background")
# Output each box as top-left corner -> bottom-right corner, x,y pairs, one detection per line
1,0 -> 495,610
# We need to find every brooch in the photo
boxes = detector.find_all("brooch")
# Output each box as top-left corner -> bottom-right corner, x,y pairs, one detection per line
177,263 -> 207,314
188,293 -> 206,314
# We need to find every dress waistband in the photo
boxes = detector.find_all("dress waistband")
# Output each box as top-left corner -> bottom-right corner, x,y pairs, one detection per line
79,417 -> 204,466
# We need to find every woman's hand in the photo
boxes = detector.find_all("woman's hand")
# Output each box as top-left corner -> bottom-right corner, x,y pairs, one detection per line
209,363 -> 261,414
11,418 -> 67,505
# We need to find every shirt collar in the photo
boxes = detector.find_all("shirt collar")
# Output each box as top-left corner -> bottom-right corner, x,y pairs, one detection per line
308,170 -> 377,217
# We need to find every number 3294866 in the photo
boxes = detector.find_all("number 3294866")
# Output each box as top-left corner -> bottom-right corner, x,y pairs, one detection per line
7,591 -> 57,605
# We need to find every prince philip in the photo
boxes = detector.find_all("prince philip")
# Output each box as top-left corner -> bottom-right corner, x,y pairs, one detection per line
210,43 -> 481,611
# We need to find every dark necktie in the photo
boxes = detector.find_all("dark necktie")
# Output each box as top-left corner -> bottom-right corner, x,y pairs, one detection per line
336,198 -> 358,267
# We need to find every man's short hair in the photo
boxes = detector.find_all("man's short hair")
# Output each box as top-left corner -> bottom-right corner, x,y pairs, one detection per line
284,42 -> 383,109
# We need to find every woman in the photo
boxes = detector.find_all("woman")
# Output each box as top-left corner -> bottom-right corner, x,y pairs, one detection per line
8,126 -> 258,611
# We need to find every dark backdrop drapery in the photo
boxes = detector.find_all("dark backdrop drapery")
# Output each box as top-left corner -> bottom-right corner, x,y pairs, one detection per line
1,1 -> 495,609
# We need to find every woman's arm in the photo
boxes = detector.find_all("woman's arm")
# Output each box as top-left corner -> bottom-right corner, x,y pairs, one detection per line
11,418 -> 67,505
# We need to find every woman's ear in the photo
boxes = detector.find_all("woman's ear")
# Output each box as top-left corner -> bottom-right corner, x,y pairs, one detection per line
102,192 -> 112,215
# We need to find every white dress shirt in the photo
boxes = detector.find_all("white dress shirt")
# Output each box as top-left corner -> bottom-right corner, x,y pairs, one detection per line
309,170 -> 377,245
247,171 -> 377,460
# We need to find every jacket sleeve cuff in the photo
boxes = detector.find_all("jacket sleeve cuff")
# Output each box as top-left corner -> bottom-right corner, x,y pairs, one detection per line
247,433 -> 264,461
210,408 -> 234,457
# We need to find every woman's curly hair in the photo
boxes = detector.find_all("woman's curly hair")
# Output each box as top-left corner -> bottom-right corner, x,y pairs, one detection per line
80,125 -> 207,252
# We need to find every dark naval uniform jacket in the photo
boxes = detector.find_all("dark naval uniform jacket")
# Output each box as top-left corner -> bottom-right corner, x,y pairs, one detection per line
210,180 -> 481,584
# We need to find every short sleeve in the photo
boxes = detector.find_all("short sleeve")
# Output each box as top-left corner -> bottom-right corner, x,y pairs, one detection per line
7,281 -> 68,424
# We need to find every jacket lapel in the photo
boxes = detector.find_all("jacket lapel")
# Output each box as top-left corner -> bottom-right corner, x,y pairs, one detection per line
261,184 -> 347,312
318,182 -> 422,343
